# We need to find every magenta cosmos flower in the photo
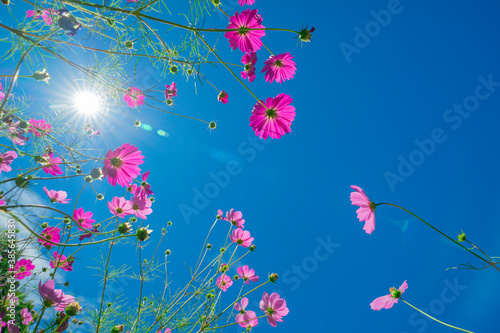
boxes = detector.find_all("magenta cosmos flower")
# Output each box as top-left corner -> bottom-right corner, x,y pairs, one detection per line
50,252 -> 74,272
108,196 -> 134,218
230,228 -> 254,247
157,329 -> 171,333
103,143 -> 144,187
38,280 -> 75,311
133,171 -> 154,199
38,226 -> 61,248
28,119 -> 52,137
26,9 -> 56,25
0,151 -> 17,174
21,308 -> 33,325
42,153 -> 63,176
43,187 -> 70,204
123,87 -> 145,107
237,265 -> 259,284
165,82 -> 177,100
130,196 -> 153,219
249,93 -> 295,140
261,53 -> 297,84
370,280 -> 408,310
0,83 -> 4,102
225,9 -> 265,53
350,185 -> 376,234
9,258 -> 35,280
260,292 -> 289,327
224,208 -> 245,228
238,0 -> 255,5
73,208 -> 96,230
218,91 -> 229,104
216,273 -> 233,292
234,297 -> 258,328
241,52 -> 257,83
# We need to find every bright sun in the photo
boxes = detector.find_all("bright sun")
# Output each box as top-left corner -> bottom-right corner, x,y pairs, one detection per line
73,91 -> 101,115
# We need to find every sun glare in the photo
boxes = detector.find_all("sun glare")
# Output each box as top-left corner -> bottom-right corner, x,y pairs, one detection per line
73,91 -> 101,115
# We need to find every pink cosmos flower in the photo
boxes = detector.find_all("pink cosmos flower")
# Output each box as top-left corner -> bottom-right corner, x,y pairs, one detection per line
21,308 -> 33,325
237,265 -> 259,284
38,280 -> 75,311
43,187 -> 70,204
86,125 -> 100,138
261,53 -> 296,84
38,226 -> 61,248
73,207 -> 96,231
102,143 -> 144,187
234,297 -> 258,328
28,119 -> 52,137
130,196 -> 153,219
216,274 -> 233,292
42,153 -> 63,176
230,228 -> 254,247
108,196 -> 134,218
370,280 -> 408,310
218,91 -> 229,104
225,208 -> 245,228
0,82 -> 4,102
79,226 -> 99,241
133,171 -> 154,199
126,0 -> 138,2
241,52 -> 257,83
249,93 -> 296,140
7,322 -> 19,333
350,185 -> 376,234
26,9 -> 56,25
0,151 -> 17,174
123,87 -> 145,107
157,329 -> 172,333
260,292 -> 289,327
8,124 -> 29,146
9,259 -> 35,280
50,252 -> 74,272
165,82 -> 177,100
238,0 -> 255,5
225,9 -> 265,53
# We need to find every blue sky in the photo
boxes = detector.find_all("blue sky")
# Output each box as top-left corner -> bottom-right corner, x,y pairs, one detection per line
2,0 -> 500,332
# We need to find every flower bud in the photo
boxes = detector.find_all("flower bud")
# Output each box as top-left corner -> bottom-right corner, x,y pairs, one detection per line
130,217 -> 137,223
220,247 -> 225,253
65,301 -> 82,316
165,249 -> 171,255
298,26 -> 315,43
169,65 -> 178,74
167,221 -> 172,226
134,120 -> 141,127
41,222 -> 48,229
457,231 -> 467,242
269,273 -> 278,283
111,324 -> 124,333
1,0 -> 10,5
96,194 -> 104,200
15,176 -> 29,188
249,244 -> 256,252
90,168 -> 102,180
72,318 -> 78,324
84,176 -> 92,183
208,121 -> 217,131
118,222 -> 132,235
233,275 -> 239,280
206,244 -> 212,250
64,282 -> 69,287
19,121 -> 29,129
32,69 -> 51,83
166,99 -> 173,106
136,226 -> 153,241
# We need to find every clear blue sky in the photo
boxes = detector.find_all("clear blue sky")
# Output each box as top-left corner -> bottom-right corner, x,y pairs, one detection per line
2,0 -> 500,332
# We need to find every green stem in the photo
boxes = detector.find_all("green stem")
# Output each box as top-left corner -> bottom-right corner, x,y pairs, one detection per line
401,299 -> 474,333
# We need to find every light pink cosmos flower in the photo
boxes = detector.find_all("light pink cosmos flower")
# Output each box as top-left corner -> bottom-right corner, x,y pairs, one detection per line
50,252 -> 74,272
133,171 -> 154,199
28,119 -> 52,137
26,9 -> 56,25
7,322 -> 19,333
225,9 -> 265,53
73,207 -> 96,231
218,91 -> 229,104
261,53 -> 296,84
230,228 -> 254,247
42,153 -> 63,176
249,93 -> 295,140
370,280 -> 408,310
0,151 -> 17,174
38,280 -> 75,311
9,258 -> 35,280
216,274 -> 233,292
43,187 -> 70,204
350,185 -> 376,234
38,226 -> 61,248
86,124 -> 100,138
165,82 -> 177,100
241,52 -> 257,83
234,297 -> 258,328
260,292 -> 289,327
108,197 -> 134,218
225,208 -> 245,228
21,308 -> 33,325
123,87 -> 145,107
237,265 -> 259,284
0,82 -> 4,102
102,143 -> 144,187
238,0 -> 255,5
130,196 -> 153,219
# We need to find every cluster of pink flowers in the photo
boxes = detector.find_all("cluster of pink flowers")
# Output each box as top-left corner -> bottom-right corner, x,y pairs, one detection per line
108,194 -> 152,220
232,292 -> 289,329
165,82 -> 177,106
123,87 -> 145,107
